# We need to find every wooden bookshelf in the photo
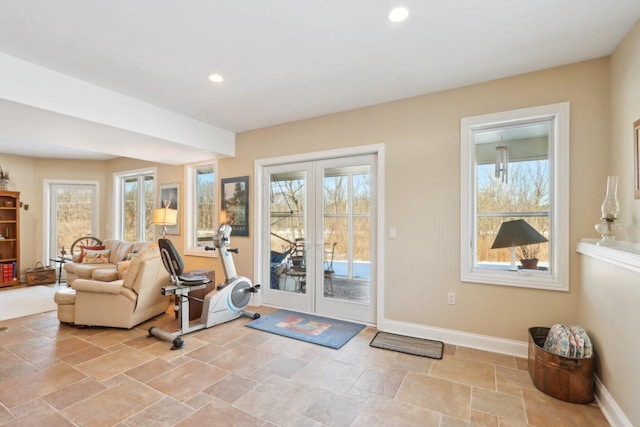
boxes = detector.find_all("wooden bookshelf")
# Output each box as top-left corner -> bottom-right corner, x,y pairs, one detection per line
0,191 -> 20,287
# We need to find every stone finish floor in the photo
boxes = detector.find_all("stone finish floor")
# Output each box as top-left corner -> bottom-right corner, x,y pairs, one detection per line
0,307 -> 609,426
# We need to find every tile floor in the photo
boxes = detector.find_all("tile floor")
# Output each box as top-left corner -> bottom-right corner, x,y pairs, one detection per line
0,306 -> 609,426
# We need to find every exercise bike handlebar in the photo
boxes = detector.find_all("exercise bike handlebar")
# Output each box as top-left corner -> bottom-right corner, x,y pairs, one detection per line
204,246 -> 238,254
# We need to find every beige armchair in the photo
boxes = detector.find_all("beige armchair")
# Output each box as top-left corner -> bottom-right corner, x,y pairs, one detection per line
55,247 -> 171,329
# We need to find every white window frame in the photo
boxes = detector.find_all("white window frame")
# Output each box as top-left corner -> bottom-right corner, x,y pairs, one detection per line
460,102 -> 570,291
113,167 -> 157,241
184,160 -> 219,257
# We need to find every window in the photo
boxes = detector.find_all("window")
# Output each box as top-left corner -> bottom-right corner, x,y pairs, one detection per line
460,103 -> 569,291
185,161 -> 218,256
114,168 -> 156,242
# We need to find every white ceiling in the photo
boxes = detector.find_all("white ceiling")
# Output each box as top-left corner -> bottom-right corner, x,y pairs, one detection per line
0,1 -> 639,162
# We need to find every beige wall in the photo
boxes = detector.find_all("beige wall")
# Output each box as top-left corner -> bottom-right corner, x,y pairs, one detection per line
576,18 -> 640,426
610,19 -> 640,241
226,58 -> 611,342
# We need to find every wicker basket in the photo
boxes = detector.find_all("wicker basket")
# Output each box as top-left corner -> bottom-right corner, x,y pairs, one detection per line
26,261 -> 56,286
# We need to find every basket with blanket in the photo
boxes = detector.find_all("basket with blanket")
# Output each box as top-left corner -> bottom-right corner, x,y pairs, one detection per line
528,324 -> 594,403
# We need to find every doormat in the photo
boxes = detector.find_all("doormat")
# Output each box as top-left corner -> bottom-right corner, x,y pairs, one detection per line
246,309 -> 366,349
370,331 -> 444,360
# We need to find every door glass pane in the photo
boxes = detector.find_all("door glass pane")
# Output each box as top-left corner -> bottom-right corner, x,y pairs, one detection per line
55,187 -> 94,255
269,171 -> 306,294
123,177 -> 138,242
323,165 -> 371,302
144,175 -> 155,241
195,166 -> 215,245
352,173 -> 371,214
324,175 -> 348,214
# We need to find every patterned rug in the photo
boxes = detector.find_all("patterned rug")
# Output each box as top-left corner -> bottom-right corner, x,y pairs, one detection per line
370,331 -> 444,359
246,309 -> 366,349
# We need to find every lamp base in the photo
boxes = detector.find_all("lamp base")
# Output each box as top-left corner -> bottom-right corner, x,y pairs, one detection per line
595,219 -> 622,246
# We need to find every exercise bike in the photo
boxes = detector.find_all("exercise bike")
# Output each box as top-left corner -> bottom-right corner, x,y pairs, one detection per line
148,224 -> 260,349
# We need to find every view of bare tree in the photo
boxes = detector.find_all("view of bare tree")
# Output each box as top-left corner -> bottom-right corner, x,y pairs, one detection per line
476,160 -> 549,263
56,189 -> 94,254
269,170 -> 371,266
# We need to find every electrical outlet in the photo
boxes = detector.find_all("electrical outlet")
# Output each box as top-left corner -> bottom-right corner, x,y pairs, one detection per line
447,292 -> 456,305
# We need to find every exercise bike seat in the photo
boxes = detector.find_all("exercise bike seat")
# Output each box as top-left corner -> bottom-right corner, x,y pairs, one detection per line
159,238 -> 213,287
177,274 -> 212,285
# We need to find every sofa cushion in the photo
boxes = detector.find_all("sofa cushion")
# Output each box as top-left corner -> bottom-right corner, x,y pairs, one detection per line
112,242 -> 134,264
69,263 -> 116,279
132,241 -> 152,255
54,288 -> 76,304
101,239 -> 122,254
82,249 -> 111,264
92,268 -> 119,282
72,279 -> 124,294
117,260 -> 132,280
123,247 -> 158,291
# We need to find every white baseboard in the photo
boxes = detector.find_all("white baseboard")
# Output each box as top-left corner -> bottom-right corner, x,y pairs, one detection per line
594,376 -> 633,427
381,319 -> 632,427
382,319 -> 528,358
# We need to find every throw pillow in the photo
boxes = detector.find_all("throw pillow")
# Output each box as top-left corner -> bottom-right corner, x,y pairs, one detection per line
78,245 -> 105,263
82,249 -> 111,264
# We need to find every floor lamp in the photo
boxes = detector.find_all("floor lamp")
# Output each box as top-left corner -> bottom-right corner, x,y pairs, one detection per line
153,206 -> 177,239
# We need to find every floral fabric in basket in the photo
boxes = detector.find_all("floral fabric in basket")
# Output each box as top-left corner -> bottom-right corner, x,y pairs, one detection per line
543,324 -> 592,358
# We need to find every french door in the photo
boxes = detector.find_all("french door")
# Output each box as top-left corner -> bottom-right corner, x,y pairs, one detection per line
261,154 -> 376,324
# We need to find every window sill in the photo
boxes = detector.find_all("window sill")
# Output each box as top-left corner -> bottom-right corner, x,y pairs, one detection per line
462,269 -> 567,291
184,247 -> 218,258
576,238 -> 640,273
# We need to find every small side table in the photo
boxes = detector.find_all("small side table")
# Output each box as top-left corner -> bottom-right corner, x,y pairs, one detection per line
49,257 -> 68,285
175,269 -> 215,320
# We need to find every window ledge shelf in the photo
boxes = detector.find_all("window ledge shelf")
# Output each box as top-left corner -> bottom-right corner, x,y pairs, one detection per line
577,238 -> 640,273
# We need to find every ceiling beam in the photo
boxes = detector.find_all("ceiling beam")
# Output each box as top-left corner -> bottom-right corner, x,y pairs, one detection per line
0,52 -> 235,162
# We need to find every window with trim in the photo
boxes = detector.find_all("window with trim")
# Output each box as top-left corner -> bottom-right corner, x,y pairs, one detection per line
460,103 -> 569,291
114,168 -> 156,242
185,161 -> 218,256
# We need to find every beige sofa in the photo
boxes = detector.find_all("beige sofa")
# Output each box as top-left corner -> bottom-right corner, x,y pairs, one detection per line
55,246 -> 171,328
64,239 -> 153,287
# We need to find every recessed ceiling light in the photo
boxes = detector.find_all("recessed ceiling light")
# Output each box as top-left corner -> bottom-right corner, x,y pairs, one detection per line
208,73 -> 224,83
388,7 -> 409,23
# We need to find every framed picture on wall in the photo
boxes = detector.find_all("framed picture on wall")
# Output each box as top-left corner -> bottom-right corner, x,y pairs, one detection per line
159,183 -> 180,235
635,119 -> 640,199
221,176 -> 249,236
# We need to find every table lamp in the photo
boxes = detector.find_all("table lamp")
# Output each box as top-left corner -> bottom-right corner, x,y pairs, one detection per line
491,219 -> 548,270
153,206 -> 177,239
